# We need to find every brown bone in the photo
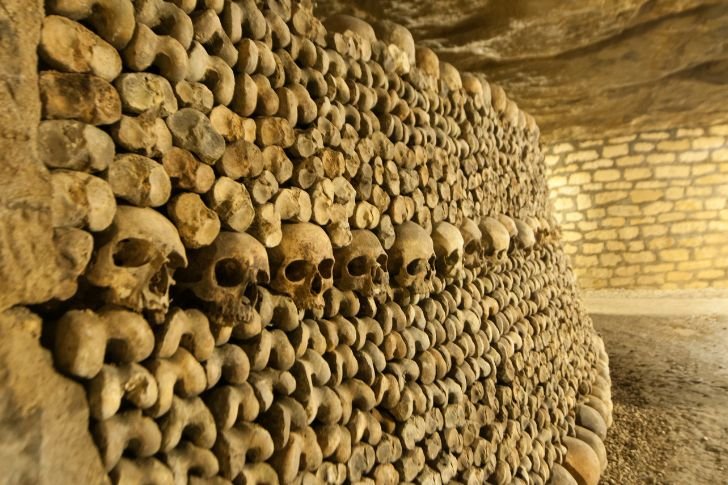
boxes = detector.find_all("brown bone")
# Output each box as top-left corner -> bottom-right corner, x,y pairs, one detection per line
158,396 -> 217,451
93,409 -> 162,471
47,0 -> 135,49
40,71 -> 121,125
87,362 -> 158,420
54,308 -> 154,378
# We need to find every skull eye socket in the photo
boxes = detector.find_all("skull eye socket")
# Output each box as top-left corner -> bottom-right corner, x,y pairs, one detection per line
113,238 -> 155,267
406,258 -> 425,276
318,258 -> 334,279
284,260 -> 309,282
347,256 -> 369,277
215,258 -> 245,287
446,250 -> 461,265
376,254 -> 388,268
464,241 -> 480,255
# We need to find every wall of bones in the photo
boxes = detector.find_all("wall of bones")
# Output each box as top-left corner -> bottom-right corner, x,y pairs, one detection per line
16,0 -> 610,483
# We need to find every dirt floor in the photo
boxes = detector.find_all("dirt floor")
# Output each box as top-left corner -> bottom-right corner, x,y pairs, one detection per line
590,298 -> 728,485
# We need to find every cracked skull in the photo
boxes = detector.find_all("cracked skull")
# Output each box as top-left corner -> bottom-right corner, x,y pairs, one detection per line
268,223 -> 334,311
175,231 -> 269,328
85,205 -> 187,319
387,221 -> 435,296
334,230 -> 389,298
431,221 -> 465,279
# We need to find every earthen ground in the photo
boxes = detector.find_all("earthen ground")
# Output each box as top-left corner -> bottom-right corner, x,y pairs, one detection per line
586,292 -> 728,485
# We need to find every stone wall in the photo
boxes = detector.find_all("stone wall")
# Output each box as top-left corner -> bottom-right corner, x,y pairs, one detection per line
546,124 -> 728,289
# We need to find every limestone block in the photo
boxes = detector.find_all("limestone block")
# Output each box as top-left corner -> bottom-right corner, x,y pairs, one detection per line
679,151 -> 708,163
623,167 -> 651,181
623,251 -> 656,264
661,249 -> 691,262
641,132 -> 670,141
601,144 -> 628,158
594,191 -> 627,205
632,143 -> 654,153
692,136 -> 724,150
592,169 -> 620,183
713,148 -> 728,163
656,139 -> 690,152
565,150 -> 598,163
615,154 -> 645,167
568,173 -> 591,185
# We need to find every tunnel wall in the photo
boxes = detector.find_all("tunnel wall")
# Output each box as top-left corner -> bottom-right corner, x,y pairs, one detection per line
0,1 -> 610,483
546,124 -> 728,290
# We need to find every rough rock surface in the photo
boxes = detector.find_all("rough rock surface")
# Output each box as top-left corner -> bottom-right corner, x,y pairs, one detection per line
0,1 -> 106,482
0,308 -> 108,484
315,0 -> 728,141
0,0 -> 66,310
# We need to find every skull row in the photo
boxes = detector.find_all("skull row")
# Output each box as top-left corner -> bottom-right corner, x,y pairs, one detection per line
85,205 -> 543,321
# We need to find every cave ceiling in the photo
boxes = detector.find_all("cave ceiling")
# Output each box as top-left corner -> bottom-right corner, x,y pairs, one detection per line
314,0 -> 728,142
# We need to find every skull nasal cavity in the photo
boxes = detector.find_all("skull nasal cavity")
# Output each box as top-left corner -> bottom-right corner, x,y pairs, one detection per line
149,267 -> 169,295
347,256 -> 369,277
311,274 -> 322,294
215,258 -> 245,287
244,282 -> 258,303
113,238 -> 154,267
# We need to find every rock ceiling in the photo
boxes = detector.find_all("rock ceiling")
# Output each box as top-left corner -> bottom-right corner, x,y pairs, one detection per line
314,0 -> 728,142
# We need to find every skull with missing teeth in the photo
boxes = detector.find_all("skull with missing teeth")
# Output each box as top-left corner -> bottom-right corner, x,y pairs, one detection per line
175,231 -> 269,328
387,221 -> 435,296
334,230 -> 389,298
85,206 -> 187,320
269,223 -> 334,311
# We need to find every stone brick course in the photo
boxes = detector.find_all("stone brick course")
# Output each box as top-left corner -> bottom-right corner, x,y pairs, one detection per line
546,123 -> 728,289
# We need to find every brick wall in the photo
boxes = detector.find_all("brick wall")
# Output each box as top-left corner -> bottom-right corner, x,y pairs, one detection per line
545,123 -> 728,289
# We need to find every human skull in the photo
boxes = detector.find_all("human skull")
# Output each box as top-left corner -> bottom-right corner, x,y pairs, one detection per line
85,205 -> 187,319
387,221 -> 435,296
514,218 -> 536,250
334,230 -> 389,298
497,214 -> 518,238
431,222 -> 464,279
459,218 -> 483,269
479,217 -> 511,261
175,231 -> 269,329
528,216 -> 549,242
268,223 -> 334,311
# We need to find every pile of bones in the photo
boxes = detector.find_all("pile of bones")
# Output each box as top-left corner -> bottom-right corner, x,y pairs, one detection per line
37,0 -> 612,483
